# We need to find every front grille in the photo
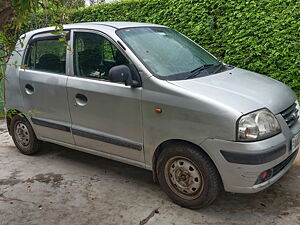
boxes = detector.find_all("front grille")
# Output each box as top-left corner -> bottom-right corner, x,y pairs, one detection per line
255,150 -> 298,184
281,103 -> 299,128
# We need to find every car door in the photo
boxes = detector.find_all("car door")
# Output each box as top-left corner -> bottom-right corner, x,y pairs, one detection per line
67,30 -> 144,162
19,32 -> 74,144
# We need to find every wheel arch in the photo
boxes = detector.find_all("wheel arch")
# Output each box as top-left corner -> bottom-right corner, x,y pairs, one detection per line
6,109 -> 28,135
152,139 -> 223,187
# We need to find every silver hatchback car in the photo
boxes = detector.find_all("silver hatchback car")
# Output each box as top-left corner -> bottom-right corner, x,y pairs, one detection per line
5,22 -> 300,208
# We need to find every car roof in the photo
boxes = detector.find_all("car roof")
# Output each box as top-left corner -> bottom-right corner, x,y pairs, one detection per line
75,22 -> 166,29
26,22 -> 166,36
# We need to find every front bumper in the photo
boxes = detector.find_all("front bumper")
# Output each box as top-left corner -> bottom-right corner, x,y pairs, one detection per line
200,114 -> 300,193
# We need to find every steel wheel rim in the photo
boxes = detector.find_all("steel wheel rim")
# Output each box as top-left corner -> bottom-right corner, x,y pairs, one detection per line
164,156 -> 204,200
14,122 -> 30,147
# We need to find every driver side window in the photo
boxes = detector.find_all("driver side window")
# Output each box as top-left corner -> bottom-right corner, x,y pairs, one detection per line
73,32 -> 129,81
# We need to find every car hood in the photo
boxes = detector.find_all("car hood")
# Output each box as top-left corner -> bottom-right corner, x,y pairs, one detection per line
168,67 -> 296,115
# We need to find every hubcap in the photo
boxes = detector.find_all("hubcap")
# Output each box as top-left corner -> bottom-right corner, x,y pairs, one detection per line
15,122 -> 30,147
164,156 -> 204,200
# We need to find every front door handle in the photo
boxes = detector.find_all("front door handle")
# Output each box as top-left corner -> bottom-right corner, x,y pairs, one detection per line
25,84 -> 34,95
75,93 -> 88,106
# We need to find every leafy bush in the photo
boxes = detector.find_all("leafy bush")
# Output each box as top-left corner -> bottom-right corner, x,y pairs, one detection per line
14,0 -> 300,101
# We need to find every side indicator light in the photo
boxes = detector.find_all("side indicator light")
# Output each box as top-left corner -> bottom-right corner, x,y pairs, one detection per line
154,108 -> 162,114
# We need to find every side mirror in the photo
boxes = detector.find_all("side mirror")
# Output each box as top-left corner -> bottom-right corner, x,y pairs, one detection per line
108,65 -> 139,87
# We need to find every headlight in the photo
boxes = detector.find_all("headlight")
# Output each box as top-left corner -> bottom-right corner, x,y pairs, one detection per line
237,109 -> 281,141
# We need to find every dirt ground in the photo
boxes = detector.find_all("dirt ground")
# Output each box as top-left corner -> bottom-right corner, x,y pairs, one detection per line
0,119 -> 299,225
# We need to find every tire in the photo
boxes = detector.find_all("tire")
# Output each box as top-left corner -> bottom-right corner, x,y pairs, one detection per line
10,115 -> 41,155
156,142 -> 222,208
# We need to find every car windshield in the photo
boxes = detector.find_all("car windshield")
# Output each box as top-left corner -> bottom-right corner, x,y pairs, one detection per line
116,27 -> 225,80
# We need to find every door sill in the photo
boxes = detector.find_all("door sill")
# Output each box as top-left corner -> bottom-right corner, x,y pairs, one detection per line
39,137 -> 147,170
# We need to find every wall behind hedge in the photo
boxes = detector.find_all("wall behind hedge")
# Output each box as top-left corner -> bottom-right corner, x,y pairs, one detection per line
30,0 -> 300,98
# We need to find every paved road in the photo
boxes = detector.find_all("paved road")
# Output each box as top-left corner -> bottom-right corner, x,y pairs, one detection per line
0,119 -> 299,225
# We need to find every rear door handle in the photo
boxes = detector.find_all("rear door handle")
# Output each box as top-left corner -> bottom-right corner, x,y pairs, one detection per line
75,93 -> 88,106
25,84 -> 34,95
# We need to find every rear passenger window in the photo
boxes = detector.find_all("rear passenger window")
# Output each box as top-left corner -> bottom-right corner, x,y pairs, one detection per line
25,39 -> 66,74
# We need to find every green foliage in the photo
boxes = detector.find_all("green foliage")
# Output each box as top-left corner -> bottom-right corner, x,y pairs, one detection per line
63,0 -> 85,9
89,0 -> 105,6
21,6 -> 71,34
1,1 -> 63,48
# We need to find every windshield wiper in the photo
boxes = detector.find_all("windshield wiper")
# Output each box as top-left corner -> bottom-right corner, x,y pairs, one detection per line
212,62 -> 224,74
187,64 -> 215,79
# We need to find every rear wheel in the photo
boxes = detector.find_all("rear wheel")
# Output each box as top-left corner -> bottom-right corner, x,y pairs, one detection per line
10,115 -> 41,155
156,142 -> 222,208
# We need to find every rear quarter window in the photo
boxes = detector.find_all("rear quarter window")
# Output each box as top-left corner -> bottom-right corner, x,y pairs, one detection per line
24,38 -> 66,74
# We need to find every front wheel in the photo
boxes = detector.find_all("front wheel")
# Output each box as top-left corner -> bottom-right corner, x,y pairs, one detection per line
10,115 -> 41,155
156,142 -> 222,208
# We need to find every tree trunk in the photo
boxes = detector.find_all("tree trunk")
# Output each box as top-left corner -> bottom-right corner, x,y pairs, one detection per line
0,0 -> 14,30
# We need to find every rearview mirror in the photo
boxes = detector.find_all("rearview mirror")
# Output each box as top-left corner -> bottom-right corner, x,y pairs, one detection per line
108,65 -> 139,87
